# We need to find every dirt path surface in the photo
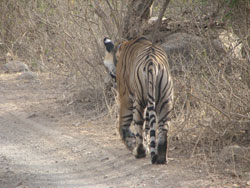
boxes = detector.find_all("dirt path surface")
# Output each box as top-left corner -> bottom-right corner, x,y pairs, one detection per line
0,73 -> 241,188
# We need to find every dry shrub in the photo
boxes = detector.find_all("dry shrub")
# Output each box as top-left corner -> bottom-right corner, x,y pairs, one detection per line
170,42 -> 250,174
165,0 -> 250,178
0,0 -> 124,116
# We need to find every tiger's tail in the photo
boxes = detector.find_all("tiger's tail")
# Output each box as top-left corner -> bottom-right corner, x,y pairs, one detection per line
147,61 -> 158,164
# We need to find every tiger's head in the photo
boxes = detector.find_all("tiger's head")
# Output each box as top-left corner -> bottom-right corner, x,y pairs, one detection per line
103,37 -> 117,79
103,37 -> 127,79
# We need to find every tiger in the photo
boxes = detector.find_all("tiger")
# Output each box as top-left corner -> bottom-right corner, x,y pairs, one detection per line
103,36 -> 173,164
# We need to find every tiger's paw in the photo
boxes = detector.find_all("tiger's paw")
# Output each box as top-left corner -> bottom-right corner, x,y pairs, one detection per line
151,153 -> 158,164
125,137 -> 136,151
133,144 -> 146,158
156,156 -> 167,164
156,136 -> 167,164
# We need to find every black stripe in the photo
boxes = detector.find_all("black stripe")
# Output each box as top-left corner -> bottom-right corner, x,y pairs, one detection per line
121,114 -> 133,119
158,116 -> 171,125
150,141 -> 156,148
161,76 -> 173,99
136,133 -> 143,139
134,120 -> 144,126
149,114 -> 155,120
148,61 -> 153,67
128,106 -> 134,111
122,123 -> 131,128
150,130 -> 156,137
133,37 -> 147,44
123,118 -> 133,125
156,71 -> 164,106
137,99 -> 145,109
145,54 -> 151,60
134,106 -> 144,120
147,94 -> 154,102
123,118 -> 133,122
150,47 -> 155,54
148,100 -> 154,105
159,99 -> 170,112
158,111 -> 171,124
147,106 -> 154,111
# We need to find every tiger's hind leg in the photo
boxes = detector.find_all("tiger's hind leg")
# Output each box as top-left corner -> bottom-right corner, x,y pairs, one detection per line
132,100 -> 146,158
156,107 -> 172,164
119,96 -> 136,151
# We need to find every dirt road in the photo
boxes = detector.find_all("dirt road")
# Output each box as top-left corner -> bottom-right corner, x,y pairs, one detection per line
0,73 -> 240,188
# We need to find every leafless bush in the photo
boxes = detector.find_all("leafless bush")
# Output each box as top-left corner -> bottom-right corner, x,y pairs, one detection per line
165,0 -> 250,177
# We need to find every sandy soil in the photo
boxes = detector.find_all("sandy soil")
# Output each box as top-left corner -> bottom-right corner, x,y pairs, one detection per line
0,73 -> 246,188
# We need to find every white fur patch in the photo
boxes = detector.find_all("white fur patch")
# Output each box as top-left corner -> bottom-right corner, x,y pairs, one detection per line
104,38 -> 112,44
104,60 -> 115,73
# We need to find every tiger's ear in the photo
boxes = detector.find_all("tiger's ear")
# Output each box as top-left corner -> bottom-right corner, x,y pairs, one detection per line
104,37 -> 114,52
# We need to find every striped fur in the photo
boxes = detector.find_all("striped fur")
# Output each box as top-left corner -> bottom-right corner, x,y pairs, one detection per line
103,37 -> 173,164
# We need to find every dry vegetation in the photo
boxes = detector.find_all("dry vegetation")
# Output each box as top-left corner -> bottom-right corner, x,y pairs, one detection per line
0,0 -> 249,181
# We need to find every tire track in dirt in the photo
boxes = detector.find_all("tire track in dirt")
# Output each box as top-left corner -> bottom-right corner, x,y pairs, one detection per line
0,73 -> 230,188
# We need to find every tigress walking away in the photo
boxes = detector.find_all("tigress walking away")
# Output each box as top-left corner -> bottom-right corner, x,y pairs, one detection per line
103,37 -> 173,164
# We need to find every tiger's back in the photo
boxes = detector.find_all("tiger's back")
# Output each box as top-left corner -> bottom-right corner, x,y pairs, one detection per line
117,37 -> 172,106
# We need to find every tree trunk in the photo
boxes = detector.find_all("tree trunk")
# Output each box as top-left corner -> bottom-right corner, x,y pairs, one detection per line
122,0 -> 154,39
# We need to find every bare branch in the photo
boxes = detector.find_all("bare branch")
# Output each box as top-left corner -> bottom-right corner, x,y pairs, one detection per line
151,0 -> 171,44
104,0 -> 120,32
188,92 -> 232,120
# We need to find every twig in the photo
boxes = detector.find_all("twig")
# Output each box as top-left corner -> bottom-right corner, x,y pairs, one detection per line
84,16 -> 104,64
104,0 -> 120,32
190,127 -> 204,158
188,92 -> 232,120
93,0 -> 112,37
